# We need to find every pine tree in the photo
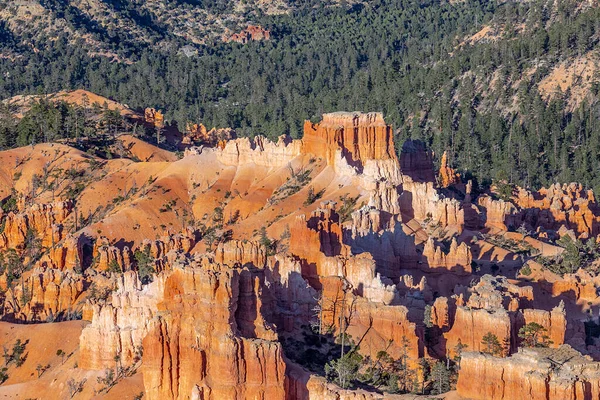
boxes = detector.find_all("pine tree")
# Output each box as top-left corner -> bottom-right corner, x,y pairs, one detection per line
481,332 -> 503,356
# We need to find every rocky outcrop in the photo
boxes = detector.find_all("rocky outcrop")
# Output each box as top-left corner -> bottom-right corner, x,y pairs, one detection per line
2,268 -> 85,322
549,270 -> 600,303
399,181 -> 464,230
142,228 -> 196,260
445,306 -> 512,357
514,183 -> 600,238
466,275 -> 534,310
430,296 -> 453,330
290,201 -> 348,265
477,195 -> 518,231
215,240 -> 266,268
288,370 -> 391,400
442,275 -> 570,357
457,346 -> 600,400
79,271 -> 159,370
183,123 -> 235,146
302,112 -> 403,187
522,302 -> 567,348
41,234 -> 84,271
93,236 -> 133,272
476,183 -> 600,237
224,25 -> 271,44
0,200 -> 73,250
141,264 -> 286,400
347,298 -> 424,362
215,135 -> 302,168
422,237 -> 472,275
79,259 -> 286,400
302,112 -> 397,167
438,151 -> 460,188
144,108 -> 164,128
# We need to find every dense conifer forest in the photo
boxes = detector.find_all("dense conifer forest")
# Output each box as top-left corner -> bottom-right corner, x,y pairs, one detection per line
1,0 -> 599,192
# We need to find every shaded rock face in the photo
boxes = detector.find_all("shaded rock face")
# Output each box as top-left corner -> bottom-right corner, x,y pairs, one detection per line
514,183 -> 600,238
142,265 -> 286,400
477,183 -> 600,236
288,202 -> 426,365
457,346 -> 600,400
423,237 -> 472,275
443,276 -> 569,358
399,139 -> 435,183
78,262 -> 286,400
290,201 -> 347,265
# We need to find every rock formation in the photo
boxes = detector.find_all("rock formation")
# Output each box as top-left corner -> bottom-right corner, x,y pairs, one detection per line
141,264 -> 286,400
144,108 -> 164,128
183,122 -> 235,146
0,200 -> 73,250
457,346 -> 600,400
438,151 -> 460,188
2,110 -> 600,400
224,25 -> 271,44
422,237 -> 472,274
302,112 -> 397,168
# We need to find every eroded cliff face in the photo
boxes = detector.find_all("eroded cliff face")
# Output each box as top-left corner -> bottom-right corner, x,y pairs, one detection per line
477,183 -> 600,237
422,237 -> 472,275
399,181 -> 464,230
457,346 -> 600,400
302,112 -> 397,168
0,200 -> 73,250
5,110 -> 600,399
79,271 -> 161,370
443,275 -> 570,358
142,264 -> 286,400
2,268 -> 85,322
215,135 -> 302,168
515,183 -> 600,238
78,258 -> 286,400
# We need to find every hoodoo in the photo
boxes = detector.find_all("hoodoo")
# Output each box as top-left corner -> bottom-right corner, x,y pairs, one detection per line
1,104 -> 600,400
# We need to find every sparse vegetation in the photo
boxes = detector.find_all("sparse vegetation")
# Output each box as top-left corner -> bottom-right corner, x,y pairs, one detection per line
519,322 -> 553,348
2,339 -> 28,367
520,265 -> 532,276
303,186 -> 325,206
67,377 -> 86,398
0,367 -> 7,384
537,236 -> 600,276
269,166 -> 312,205
338,195 -> 360,223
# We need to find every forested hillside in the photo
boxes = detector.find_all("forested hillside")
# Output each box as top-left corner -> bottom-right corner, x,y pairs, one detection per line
1,0 -> 599,192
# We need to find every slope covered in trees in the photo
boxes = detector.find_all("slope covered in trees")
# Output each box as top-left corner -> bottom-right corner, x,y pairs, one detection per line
1,0 -> 599,192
